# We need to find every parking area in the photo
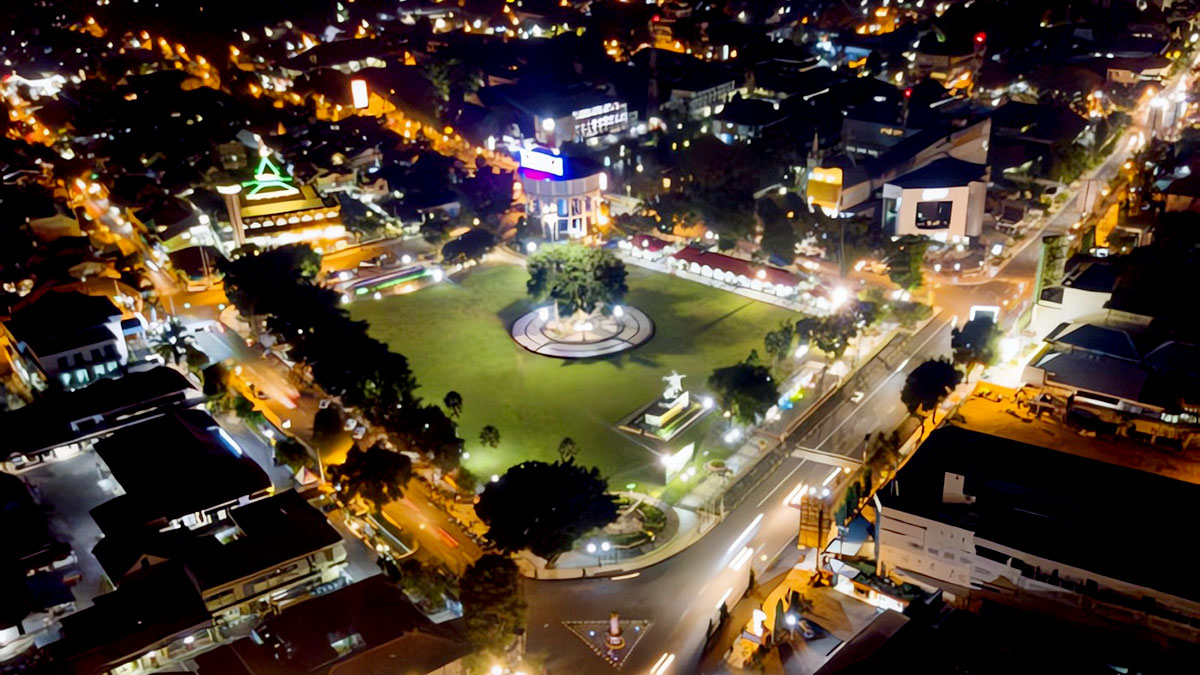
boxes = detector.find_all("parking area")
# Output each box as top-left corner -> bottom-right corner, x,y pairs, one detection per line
22,452 -> 119,609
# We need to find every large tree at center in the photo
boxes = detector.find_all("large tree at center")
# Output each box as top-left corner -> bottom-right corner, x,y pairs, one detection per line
526,243 -> 628,316
475,459 -> 618,562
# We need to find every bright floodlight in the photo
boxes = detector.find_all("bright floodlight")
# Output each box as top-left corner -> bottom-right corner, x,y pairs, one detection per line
600,541 -> 611,552
830,287 -> 849,309
613,305 -> 624,318
401,254 -> 412,264
431,268 -> 444,282
526,241 -> 538,253
701,396 -> 714,410
491,474 -> 500,483
785,614 -> 797,626
586,542 -> 597,554
541,117 -> 556,132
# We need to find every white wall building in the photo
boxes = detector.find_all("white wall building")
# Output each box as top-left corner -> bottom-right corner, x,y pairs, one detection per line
878,425 -> 1200,645
882,158 -> 986,241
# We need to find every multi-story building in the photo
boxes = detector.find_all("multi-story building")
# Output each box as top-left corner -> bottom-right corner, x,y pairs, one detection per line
518,149 -> 607,241
47,491 -> 348,675
2,291 -> 138,390
878,399 -> 1200,650
89,409 -> 272,535
220,148 -> 345,248
1,366 -> 199,470
881,158 -> 987,242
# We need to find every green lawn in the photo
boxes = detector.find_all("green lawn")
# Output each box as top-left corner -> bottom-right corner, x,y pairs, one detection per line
350,263 -> 795,494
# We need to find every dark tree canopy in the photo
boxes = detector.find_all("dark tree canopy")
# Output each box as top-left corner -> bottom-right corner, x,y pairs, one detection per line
330,444 -> 413,510
951,316 -> 1001,371
885,236 -> 930,291
460,554 -> 526,652
476,459 -> 618,561
526,243 -> 628,315
901,358 -> 962,417
708,357 -> 779,425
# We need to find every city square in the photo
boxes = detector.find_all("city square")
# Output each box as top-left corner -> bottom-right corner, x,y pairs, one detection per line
350,263 -> 796,489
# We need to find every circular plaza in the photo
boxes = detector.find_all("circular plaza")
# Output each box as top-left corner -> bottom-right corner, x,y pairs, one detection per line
510,306 -> 654,358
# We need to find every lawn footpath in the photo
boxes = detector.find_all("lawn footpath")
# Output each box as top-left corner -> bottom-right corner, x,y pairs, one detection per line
350,263 -> 796,495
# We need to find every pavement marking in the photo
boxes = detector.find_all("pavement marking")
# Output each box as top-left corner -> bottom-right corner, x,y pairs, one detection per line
755,460 -> 806,508
728,546 -> 754,571
814,316 -> 953,451
715,588 -> 733,610
726,513 -> 764,556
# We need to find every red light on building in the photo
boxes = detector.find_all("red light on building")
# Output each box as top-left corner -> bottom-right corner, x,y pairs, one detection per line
652,14 -> 660,22
974,32 -> 987,45
903,87 -> 912,98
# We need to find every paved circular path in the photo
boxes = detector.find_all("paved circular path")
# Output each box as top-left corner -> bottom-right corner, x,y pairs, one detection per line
510,307 -> 654,358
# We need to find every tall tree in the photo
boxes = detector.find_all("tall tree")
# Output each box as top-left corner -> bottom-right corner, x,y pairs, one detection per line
900,359 -> 962,425
460,554 -> 526,653
476,459 -> 618,562
708,356 -> 779,425
951,316 -> 1002,375
329,443 -> 413,511
526,243 -> 628,315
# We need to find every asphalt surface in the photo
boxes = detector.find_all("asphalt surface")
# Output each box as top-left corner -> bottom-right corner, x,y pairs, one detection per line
524,315 -> 955,674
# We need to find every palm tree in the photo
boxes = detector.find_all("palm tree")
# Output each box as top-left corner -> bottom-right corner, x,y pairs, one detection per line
444,390 -> 463,418
479,425 -> 501,448
556,437 -> 580,462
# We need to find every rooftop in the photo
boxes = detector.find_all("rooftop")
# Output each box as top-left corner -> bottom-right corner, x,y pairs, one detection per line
93,490 -> 342,591
193,576 -> 470,675
1032,349 -> 1149,401
46,562 -> 210,675
882,420 -> 1200,602
671,246 -> 798,287
1044,323 -> 1140,362
0,366 -> 197,458
5,290 -> 123,357
885,157 -> 987,189
90,409 -> 270,535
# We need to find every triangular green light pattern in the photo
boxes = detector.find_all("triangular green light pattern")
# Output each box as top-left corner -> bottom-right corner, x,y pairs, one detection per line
242,153 -> 300,200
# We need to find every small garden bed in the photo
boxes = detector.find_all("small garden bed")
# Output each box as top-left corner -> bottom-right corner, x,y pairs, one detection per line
604,497 -> 670,549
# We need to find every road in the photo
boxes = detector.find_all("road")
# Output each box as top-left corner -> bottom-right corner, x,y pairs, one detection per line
524,315 -> 955,674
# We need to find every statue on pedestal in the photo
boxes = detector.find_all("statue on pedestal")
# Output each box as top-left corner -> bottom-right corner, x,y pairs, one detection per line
662,371 -> 686,400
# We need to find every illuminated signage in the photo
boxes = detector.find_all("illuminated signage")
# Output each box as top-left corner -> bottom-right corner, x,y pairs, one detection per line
572,101 -> 629,139
350,78 -> 369,109
242,148 -> 300,200
519,149 -> 565,176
